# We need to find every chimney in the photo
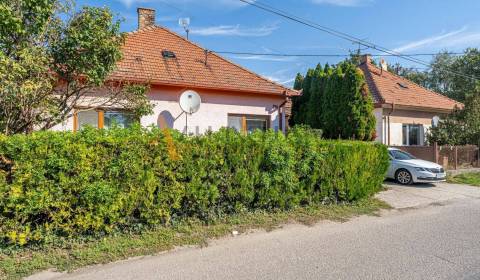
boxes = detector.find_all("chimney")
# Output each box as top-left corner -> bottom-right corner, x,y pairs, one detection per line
137,8 -> 155,30
361,54 -> 372,65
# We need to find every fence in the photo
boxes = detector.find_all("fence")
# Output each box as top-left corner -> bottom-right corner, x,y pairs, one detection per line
393,144 -> 480,170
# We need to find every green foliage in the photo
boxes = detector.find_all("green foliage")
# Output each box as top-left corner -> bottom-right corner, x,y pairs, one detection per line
0,0 -> 56,54
0,127 -> 389,247
428,93 -> 480,145
291,61 -> 376,141
429,49 -> 480,102
0,1 -> 152,135
388,49 -> 480,103
0,197 -> 389,280
448,172 -> 480,187
50,6 -> 123,86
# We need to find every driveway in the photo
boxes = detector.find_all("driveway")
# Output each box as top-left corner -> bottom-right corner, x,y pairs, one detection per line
377,180 -> 480,209
30,182 -> 480,280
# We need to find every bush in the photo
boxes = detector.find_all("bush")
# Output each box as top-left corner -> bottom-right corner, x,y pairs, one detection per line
0,126 -> 388,246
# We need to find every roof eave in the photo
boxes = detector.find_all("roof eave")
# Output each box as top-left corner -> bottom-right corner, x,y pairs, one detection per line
108,76 -> 291,97
376,102 -> 458,114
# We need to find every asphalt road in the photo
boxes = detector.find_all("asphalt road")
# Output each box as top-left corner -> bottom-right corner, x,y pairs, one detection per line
32,182 -> 480,280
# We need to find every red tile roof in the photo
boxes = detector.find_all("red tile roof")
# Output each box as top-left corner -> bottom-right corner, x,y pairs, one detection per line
109,26 -> 297,96
359,61 -> 462,111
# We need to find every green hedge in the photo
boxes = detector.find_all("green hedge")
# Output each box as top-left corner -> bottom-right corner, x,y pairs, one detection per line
0,127 -> 388,246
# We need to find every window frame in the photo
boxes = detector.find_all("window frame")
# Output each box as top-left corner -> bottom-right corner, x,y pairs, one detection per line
73,108 -> 136,131
402,123 -> 423,146
227,114 -> 270,134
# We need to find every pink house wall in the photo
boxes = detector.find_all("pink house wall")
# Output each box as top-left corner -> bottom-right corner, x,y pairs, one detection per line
50,85 -> 286,133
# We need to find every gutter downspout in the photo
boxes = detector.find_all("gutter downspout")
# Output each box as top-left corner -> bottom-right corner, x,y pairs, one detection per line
278,93 -> 289,134
387,102 -> 395,146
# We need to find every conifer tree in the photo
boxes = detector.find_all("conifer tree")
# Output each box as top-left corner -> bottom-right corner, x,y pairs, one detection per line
289,73 -> 304,126
290,61 -> 376,141
306,65 -> 325,128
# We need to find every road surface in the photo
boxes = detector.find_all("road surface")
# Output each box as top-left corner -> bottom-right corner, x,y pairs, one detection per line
31,182 -> 480,280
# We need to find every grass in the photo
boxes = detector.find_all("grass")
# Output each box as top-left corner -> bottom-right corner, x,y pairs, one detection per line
448,172 -> 480,187
0,198 -> 390,280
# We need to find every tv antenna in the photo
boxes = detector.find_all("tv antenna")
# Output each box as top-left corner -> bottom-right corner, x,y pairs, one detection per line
179,18 -> 190,40
179,90 -> 201,134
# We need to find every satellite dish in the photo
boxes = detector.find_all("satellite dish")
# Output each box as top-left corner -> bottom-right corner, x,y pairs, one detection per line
432,116 -> 440,127
380,58 -> 388,72
179,90 -> 201,114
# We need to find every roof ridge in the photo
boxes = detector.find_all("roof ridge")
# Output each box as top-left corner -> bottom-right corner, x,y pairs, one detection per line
125,25 -> 158,35
363,62 -> 462,106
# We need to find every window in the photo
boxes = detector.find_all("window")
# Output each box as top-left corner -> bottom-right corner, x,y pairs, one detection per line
402,124 -> 423,146
162,50 -> 176,58
77,110 -> 99,130
104,111 -> 135,129
227,114 -> 269,134
74,109 -> 136,131
389,150 -> 416,160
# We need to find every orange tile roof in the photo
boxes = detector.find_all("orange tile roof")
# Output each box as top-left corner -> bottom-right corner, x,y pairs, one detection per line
359,62 -> 462,112
109,25 -> 297,96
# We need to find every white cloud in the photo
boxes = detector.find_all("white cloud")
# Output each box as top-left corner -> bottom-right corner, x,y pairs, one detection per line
264,75 -> 295,85
262,68 -> 297,86
190,24 -> 278,37
393,26 -> 480,53
311,0 -> 374,7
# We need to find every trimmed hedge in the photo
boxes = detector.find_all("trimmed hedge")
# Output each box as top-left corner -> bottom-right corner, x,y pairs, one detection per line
0,127 -> 389,246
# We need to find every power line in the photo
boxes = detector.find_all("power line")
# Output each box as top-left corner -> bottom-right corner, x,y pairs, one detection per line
214,51 -> 466,57
239,0 -> 480,81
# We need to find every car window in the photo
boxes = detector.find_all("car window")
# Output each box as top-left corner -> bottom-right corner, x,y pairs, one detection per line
391,150 -> 416,160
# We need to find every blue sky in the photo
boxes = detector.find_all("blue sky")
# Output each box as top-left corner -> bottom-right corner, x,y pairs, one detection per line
77,0 -> 480,87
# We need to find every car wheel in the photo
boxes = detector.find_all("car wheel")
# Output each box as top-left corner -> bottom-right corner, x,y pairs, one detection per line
396,169 -> 413,185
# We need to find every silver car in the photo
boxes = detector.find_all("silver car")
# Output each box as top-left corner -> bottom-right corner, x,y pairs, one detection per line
387,148 -> 447,185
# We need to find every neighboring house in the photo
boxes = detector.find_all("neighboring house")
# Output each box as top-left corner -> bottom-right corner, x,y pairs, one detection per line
359,55 -> 462,146
52,8 -> 297,134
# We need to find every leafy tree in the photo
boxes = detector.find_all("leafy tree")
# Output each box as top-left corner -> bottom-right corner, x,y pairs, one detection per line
429,49 -> 480,102
386,49 -> 480,103
428,93 -> 480,146
0,0 -> 152,135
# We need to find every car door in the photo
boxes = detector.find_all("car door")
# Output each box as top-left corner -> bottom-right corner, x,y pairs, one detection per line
387,151 -> 397,178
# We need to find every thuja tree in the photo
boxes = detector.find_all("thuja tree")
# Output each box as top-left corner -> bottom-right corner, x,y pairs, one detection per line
0,0 -> 152,135
291,61 -> 376,141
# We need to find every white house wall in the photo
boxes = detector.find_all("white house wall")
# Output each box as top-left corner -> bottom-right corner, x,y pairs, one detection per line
375,108 -> 441,146
373,108 -> 383,143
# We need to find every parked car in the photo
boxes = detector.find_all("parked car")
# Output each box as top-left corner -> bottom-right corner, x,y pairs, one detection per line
387,148 -> 447,185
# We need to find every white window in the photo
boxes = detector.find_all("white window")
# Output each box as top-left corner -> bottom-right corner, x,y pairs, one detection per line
227,114 -> 269,134
402,124 -> 424,146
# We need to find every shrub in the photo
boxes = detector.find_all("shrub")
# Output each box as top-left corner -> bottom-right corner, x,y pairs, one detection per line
0,126 -> 388,246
